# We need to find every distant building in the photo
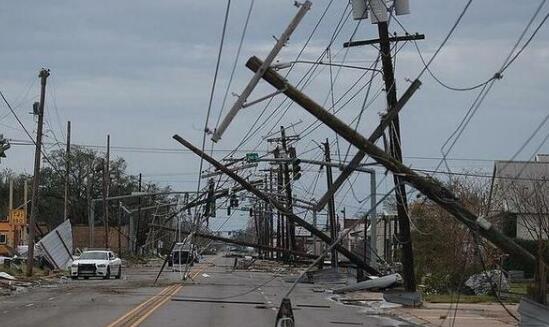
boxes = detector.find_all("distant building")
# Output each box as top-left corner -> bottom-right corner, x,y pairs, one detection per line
489,154 -> 549,240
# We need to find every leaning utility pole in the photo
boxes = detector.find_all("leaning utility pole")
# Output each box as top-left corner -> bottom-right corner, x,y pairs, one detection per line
27,68 -> 50,277
246,55 -> 542,268
323,139 -> 338,269
64,121 -> 71,221
211,1 -> 311,142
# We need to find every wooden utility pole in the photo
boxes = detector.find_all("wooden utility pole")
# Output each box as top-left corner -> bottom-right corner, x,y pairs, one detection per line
274,147 -> 286,259
64,121 -> 71,221
118,202 -> 122,257
376,21 -> 416,292
103,134 -> 110,249
24,179 -> 28,218
136,173 -> 142,251
323,139 -> 338,269
268,172 -> 274,259
280,126 -> 296,254
246,56 -> 541,268
27,68 -> 49,277
9,178 -> 13,211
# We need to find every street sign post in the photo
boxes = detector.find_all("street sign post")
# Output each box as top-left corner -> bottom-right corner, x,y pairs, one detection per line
246,153 -> 259,162
9,209 -> 26,226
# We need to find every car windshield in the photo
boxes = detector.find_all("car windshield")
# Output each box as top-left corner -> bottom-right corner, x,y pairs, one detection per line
79,252 -> 108,260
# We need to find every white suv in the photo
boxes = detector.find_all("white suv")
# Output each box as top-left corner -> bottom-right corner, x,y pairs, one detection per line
70,250 -> 122,280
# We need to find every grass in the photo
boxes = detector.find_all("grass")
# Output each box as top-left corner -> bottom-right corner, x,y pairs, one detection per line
423,282 -> 530,304
424,293 -> 498,303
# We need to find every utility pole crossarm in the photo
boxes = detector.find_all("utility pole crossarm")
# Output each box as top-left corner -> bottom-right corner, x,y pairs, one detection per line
245,55 -> 539,267
344,33 -> 425,48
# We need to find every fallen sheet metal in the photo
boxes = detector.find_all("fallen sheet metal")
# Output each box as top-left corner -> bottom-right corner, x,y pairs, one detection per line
0,272 -> 16,280
36,220 -> 74,270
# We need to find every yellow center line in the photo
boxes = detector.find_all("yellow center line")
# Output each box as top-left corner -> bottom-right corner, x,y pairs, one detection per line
105,284 -> 177,327
128,285 -> 183,327
106,257 -> 218,327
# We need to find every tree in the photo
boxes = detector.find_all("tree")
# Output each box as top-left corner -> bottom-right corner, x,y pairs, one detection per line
493,168 -> 549,304
409,175 -> 500,293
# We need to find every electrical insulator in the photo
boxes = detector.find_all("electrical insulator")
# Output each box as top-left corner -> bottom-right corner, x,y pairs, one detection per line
394,0 -> 410,16
0,135 -> 10,160
368,0 -> 388,24
351,0 -> 368,20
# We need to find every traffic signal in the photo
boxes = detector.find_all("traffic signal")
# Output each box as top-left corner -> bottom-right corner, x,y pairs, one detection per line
288,147 -> 301,180
0,135 -> 10,161
230,193 -> 239,207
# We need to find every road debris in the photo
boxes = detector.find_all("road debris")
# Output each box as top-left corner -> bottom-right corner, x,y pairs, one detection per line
333,274 -> 402,294
0,272 -> 16,280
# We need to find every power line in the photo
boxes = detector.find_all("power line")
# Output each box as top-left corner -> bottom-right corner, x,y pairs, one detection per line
195,0 -> 232,221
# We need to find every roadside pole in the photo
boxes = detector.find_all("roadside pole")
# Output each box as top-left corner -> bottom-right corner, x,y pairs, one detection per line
27,68 -> 50,277
323,139 -> 338,270
103,135 -> 110,249
64,121 -> 71,221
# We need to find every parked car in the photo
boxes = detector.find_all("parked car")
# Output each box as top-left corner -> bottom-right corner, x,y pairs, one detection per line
70,250 -> 122,280
168,243 -> 199,267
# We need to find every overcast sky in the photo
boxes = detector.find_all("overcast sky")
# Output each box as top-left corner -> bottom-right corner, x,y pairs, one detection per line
1,0 -> 548,229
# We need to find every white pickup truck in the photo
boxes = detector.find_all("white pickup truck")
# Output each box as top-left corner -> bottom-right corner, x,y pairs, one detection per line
70,250 -> 122,280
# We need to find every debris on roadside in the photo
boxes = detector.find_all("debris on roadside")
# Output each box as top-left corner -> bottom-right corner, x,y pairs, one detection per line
232,258 -> 305,274
464,270 -> 509,295
0,271 -> 16,280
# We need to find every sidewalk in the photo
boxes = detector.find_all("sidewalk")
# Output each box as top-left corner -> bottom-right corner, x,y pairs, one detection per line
391,302 -> 519,327
336,290 -> 519,326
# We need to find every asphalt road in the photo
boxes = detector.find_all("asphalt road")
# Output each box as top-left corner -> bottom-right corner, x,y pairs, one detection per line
0,255 -> 417,327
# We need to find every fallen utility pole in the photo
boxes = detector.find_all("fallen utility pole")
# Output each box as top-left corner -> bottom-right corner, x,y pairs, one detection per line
246,56 -> 539,266
27,68 -> 50,277
149,224 -> 317,260
173,134 -> 380,276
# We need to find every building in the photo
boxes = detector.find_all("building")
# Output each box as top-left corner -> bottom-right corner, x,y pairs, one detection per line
0,210 -> 27,256
489,154 -> 549,240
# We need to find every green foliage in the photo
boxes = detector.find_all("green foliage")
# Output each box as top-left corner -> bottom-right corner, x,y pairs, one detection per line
411,176 -> 498,293
0,147 -> 172,233
502,238 -> 549,278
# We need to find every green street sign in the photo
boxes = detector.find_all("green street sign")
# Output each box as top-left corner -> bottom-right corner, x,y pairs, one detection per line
246,153 -> 259,162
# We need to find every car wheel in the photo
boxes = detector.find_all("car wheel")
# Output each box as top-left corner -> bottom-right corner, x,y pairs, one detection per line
84,276 -> 89,280
104,267 -> 111,279
115,267 -> 122,279
71,276 -> 78,280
